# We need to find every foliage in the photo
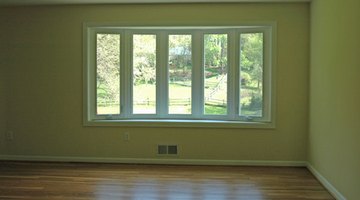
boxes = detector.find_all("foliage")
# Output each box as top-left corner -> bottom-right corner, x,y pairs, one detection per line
96,34 -> 120,105
169,35 -> 192,82
133,35 -> 156,85
204,34 -> 228,76
240,33 -> 264,116
240,33 -> 263,89
249,92 -> 262,110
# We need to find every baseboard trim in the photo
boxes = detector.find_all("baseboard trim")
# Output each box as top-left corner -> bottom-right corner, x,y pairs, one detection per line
0,154 -> 306,167
306,163 -> 347,200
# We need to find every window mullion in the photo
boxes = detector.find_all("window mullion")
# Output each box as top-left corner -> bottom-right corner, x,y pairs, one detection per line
119,31 -> 124,118
192,31 -> 204,118
234,31 -> 241,119
228,30 -> 239,120
263,28 -> 273,122
124,31 -> 132,118
157,31 -> 168,117
89,29 -> 97,120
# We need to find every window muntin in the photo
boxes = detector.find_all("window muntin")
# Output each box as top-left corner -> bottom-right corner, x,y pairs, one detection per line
85,26 -> 274,127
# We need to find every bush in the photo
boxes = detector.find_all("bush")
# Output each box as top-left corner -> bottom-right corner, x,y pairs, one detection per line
240,72 -> 251,86
249,93 -> 262,110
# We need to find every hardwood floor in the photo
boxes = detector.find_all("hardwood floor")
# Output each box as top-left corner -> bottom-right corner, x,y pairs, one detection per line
0,162 -> 334,200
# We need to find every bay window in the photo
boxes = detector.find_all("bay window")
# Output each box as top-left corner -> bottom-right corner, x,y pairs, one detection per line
84,25 -> 275,128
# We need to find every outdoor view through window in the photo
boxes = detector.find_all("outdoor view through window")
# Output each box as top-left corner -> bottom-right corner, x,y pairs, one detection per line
168,35 -> 192,114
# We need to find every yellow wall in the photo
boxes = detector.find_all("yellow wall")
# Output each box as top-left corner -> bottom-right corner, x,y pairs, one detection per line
0,15 -> 7,154
309,0 -> 360,199
0,72 -> 5,154
0,3 -> 309,162
0,74 -> 5,154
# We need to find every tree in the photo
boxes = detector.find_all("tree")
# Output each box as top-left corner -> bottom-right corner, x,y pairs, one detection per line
168,35 -> 192,82
239,33 -> 264,115
96,34 -> 120,105
204,34 -> 228,75
240,33 -> 263,89
133,35 -> 156,85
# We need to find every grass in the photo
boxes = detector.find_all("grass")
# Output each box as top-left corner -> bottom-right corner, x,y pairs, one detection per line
205,105 -> 226,115
97,78 -> 261,116
97,104 -> 260,116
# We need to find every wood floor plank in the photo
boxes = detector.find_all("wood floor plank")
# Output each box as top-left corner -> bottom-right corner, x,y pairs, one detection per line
0,162 -> 335,200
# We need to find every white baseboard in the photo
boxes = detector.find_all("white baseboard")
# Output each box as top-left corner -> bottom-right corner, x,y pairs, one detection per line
0,154 -> 306,167
307,163 -> 347,200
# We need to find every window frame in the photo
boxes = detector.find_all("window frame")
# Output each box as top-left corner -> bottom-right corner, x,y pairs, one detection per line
83,23 -> 276,128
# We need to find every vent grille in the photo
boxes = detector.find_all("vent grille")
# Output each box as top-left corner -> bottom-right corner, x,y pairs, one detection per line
158,145 -> 168,155
157,145 -> 178,155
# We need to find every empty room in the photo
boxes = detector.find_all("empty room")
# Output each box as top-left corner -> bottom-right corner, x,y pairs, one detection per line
0,0 -> 359,199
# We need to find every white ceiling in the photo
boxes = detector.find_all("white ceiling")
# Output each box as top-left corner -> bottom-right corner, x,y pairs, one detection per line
0,0 -> 311,6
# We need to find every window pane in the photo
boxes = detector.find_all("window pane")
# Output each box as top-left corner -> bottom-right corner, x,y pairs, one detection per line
168,35 -> 192,114
96,34 -> 120,115
133,34 -> 157,114
204,34 -> 228,115
240,33 -> 263,117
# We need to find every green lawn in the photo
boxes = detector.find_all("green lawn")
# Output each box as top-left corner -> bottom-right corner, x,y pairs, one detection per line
97,80 -> 261,116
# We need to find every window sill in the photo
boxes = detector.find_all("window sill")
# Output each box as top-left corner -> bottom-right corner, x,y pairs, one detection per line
84,119 -> 275,129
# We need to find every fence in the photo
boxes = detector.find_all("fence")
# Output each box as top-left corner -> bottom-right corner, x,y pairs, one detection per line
98,98 -> 226,108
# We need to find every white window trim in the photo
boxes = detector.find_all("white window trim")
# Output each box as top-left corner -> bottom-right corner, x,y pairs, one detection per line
83,23 -> 277,128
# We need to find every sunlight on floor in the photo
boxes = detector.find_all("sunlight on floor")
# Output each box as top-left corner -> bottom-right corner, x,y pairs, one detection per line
95,179 -> 264,200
